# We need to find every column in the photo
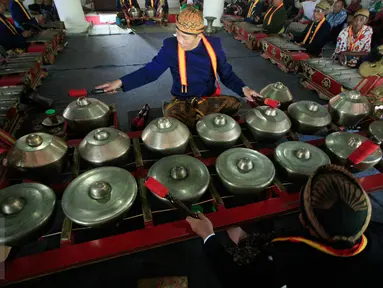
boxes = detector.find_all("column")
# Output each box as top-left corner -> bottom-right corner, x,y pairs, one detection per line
203,0 -> 225,27
55,0 -> 89,34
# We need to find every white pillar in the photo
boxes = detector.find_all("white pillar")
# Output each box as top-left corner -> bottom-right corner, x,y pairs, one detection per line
55,0 -> 89,34
203,0 -> 225,27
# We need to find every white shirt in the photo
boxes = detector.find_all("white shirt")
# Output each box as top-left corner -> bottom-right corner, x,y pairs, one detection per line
295,0 -> 321,20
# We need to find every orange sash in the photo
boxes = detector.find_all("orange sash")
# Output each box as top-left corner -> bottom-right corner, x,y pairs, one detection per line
151,0 -> 155,7
272,235 -> 368,257
264,3 -> 284,26
348,26 -> 365,51
15,0 -> 31,20
178,35 -> 221,96
302,17 -> 326,45
0,17 -> 18,35
247,0 -> 260,18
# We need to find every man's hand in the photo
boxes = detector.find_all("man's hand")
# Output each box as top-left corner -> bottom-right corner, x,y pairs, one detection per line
286,32 -> 294,40
243,86 -> 262,103
96,80 -> 123,94
22,30 -> 32,38
186,213 -> 214,240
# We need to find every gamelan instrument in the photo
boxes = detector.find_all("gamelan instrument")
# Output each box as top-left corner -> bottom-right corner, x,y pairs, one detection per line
40,21 -> 66,46
232,22 -> 267,50
260,36 -> 310,73
26,30 -> 62,64
0,61 -> 45,89
300,58 -> 383,100
221,14 -> 244,34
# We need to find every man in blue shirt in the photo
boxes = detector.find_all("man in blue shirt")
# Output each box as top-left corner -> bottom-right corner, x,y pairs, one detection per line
97,6 -> 260,128
10,0 -> 39,30
327,0 -> 347,42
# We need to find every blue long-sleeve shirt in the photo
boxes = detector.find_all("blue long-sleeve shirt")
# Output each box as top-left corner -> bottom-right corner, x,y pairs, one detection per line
120,36 -> 246,98
0,14 -> 27,51
10,0 -> 38,30
326,9 -> 347,28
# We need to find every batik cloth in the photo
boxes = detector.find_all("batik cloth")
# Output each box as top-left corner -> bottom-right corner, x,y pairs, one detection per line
163,95 -> 240,129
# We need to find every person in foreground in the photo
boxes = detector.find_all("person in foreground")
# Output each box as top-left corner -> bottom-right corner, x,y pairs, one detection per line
187,164 -> 383,288
291,0 -> 331,56
97,6 -> 260,128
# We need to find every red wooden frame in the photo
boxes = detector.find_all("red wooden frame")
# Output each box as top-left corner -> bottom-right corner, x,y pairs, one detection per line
300,63 -> 382,100
3,127 -> 383,285
260,39 -> 310,73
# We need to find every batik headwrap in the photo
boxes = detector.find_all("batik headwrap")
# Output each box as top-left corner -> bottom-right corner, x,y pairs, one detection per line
176,5 -> 204,35
302,164 -> 371,243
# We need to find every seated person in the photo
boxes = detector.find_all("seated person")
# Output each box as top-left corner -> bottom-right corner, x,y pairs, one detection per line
292,0 -> 331,56
346,0 -> 362,15
28,0 -> 60,23
0,3 -> 31,52
145,0 -> 169,15
327,0 -> 347,42
180,0 -> 203,10
284,0 -> 300,18
333,9 -> 373,67
10,0 -> 39,30
116,0 -> 140,10
244,0 -> 263,24
97,6 -> 259,129
262,0 -> 287,34
186,164 -> 383,288
286,0 -> 320,36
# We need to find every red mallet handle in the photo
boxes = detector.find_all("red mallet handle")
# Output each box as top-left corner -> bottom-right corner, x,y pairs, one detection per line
68,89 -> 88,98
144,177 -> 169,198
264,98 -> 280,109
348,140 -> 380,165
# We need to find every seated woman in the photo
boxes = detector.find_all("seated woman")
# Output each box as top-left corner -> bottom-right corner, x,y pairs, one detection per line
244,0 -> 263,24
333,9 -> 373,67
291,0 -> 331,56
0,3 -> 31,52
9,0 -> 39,30
186,164 -> 383,288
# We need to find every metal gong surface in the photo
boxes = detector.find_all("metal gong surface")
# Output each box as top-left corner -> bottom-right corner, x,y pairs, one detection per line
325,132 -> 383,165
328,91 -> 371,127
7,132 -> 68,169
62,167 -> 138,227
79,127 -> 130,164
216,148 -> 275,194
62,97 -> 110,122
147,155 -> 210,203
288,101 -> 332,128
369,120 -> 383,144
259,82 -> 293,103
274,141 -> 331,177
142,117 -> 191,155
0,183 -> 56,245
196,113 -> 241,148
246,106 -> 291,136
